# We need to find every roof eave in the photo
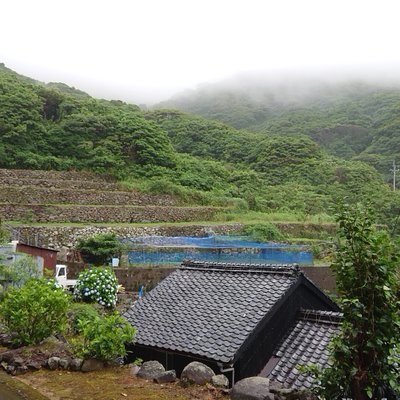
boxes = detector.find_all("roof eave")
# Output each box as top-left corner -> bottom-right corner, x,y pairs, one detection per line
132,342 -> 232,364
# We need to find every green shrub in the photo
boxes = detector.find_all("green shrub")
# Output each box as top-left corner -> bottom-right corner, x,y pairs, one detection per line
73,312 -> 136,361
243,223 -> 286,242
67,303 -> 100,334
0,279 -> 70,346
76,233 -> 122,266
74,267 -> 118,307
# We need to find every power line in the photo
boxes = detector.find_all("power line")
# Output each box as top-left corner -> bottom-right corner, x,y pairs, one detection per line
390,161 -> 399,191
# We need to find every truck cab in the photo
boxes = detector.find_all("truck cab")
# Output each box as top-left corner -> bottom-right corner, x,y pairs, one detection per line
55,264 -> 77,290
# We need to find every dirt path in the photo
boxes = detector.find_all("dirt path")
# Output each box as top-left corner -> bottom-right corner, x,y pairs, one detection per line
17,366 -> 226,400
0,371 -> 48,400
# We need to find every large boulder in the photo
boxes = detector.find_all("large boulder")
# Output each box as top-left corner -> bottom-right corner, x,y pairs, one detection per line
180,361 -> 215,385
47,357 -> 60,370
58,358 -> 70,370
70,358 -> 83,371
81,358 -> 105,372
211,374 -> 229,388
154,370 -> 176,383
137,360 -> 165,380
231,377 -> 274,400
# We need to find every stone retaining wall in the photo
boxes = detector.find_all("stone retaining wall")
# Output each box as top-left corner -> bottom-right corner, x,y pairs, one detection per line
7,223 -> 243,249
0,168 -> 115,182
0,204 -> 221,223
276,222 -> 337,237
0,177 -> 122,191
0,186 -> 177,206
114,267 -> 176,292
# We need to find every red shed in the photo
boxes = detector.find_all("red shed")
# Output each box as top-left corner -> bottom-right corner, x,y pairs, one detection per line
16,243 -> 58,271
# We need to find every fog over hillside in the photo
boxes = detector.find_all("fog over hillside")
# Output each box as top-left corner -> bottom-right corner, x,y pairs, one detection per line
158,66 -> 400,108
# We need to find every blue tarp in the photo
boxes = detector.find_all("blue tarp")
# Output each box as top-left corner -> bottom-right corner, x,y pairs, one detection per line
125,235 -> 313,265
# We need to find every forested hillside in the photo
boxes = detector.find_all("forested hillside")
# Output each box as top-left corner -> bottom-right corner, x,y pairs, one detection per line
0,63 -> 398,223
158,78 -> 400,177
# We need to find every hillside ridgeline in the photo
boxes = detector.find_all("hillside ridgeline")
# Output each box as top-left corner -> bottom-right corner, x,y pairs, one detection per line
0,63 -> 398,226
158,77 -> 400,176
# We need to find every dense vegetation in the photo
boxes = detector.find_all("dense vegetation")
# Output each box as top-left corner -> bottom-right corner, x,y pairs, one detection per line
159,78 -> 400,177
311,205 -> 400,399
0,63 -> 399,224
0,278 -> 69,346
146,109 -> 399,221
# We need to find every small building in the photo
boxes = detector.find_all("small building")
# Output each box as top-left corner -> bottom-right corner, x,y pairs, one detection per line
124,260 -> 340,386
16,243 -> 58,271
262,309 -> 342,388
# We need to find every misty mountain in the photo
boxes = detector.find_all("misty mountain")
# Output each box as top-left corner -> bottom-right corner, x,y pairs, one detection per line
0,63 -> 398,222
157,75 -> 400,176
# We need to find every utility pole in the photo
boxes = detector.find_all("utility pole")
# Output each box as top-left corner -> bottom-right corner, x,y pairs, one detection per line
390,161 -> 399,191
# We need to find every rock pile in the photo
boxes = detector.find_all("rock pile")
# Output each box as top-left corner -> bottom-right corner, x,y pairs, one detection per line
0,336 -> 84,375
134,360 -> 316,400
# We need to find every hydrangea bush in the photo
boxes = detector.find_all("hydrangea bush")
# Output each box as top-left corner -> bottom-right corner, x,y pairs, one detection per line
74,267 -> 118,308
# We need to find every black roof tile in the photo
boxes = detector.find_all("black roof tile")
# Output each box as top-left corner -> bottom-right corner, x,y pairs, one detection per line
124,261 -> 300,363
267,308 -> 342,389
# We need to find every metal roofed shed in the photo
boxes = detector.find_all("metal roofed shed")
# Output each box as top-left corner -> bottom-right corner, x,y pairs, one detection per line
123,260 -> 340,386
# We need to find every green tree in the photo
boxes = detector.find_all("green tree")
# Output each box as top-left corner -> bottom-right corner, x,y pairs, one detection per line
0,279 -> 70,346
316,204 -> 400,399
76,233 -> 122,266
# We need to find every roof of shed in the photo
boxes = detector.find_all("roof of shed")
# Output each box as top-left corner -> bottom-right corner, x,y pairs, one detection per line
124,261 -> 302,363
267,309 -> 342,389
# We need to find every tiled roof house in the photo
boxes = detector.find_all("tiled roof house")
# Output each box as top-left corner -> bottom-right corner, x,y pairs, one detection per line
262,309 -> 342,388
124,261 -> 340,386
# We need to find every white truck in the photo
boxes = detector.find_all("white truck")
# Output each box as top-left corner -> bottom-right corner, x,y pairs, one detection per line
55,264 -> 77,290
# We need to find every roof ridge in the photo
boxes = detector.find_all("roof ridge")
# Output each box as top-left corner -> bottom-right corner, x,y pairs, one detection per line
299,308 -> 343,325
181,260 -> 301,275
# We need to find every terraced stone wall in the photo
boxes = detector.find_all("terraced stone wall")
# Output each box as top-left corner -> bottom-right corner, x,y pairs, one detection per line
0,186 -> 177,206
7,223 -> 243,249
0,168 -> 115,182
0,204 -> 221,223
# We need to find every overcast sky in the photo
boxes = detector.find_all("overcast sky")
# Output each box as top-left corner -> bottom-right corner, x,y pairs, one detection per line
2,0 -> 400,104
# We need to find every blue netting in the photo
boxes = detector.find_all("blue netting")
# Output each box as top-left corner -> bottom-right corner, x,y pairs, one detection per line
124,235 -> 313,265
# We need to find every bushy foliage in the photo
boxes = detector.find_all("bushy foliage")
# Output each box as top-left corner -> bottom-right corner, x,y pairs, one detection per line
73,312 -> 136,361
313,204 -> 400,400
77,233 -> 122,266
0,279 -> 70,346
74,267 -> 118,308
0,64 -> 176,172
67,302 -> 100,334
243,223 -> 286,242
